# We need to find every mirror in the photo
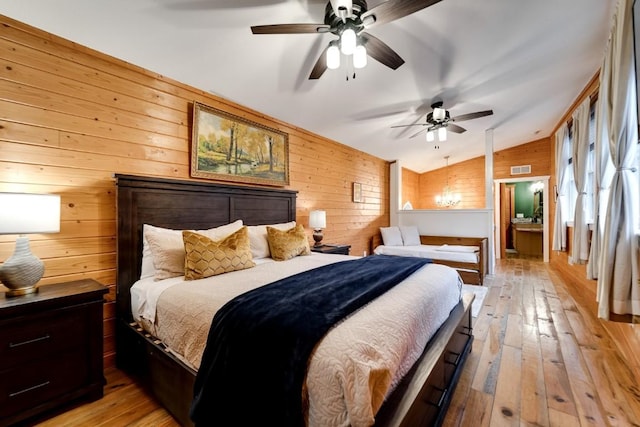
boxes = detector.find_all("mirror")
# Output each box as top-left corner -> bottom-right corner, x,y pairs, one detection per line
533,188 -> 543,223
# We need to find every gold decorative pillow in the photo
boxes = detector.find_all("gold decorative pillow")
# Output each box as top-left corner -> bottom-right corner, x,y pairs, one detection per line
266,223 -> 311,261
182,227 -> 255,280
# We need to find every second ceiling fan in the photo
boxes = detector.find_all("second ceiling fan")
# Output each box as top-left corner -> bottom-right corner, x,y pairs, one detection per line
251,0 -> 442,79
392,101 -> 494,141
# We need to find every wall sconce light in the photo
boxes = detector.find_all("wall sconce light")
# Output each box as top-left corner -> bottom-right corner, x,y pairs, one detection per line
0,193 -> 61,296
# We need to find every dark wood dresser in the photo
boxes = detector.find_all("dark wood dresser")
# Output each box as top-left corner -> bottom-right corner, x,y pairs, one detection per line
0,279 -> 107,426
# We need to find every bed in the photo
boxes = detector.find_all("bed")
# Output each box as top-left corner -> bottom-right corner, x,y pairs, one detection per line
371,230 -> 488,285
115,174 -> 474,427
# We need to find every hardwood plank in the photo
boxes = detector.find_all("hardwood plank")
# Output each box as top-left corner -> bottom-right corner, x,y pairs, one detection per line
548,407 -> 581,427
520,323 -> 550,426
489,345 -> 521,426
457,389 -> 493,427
503,313 -> 522,349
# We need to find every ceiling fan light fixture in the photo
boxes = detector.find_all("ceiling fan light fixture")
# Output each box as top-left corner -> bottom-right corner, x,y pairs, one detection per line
433,107 -> 446,121
438,126 -> 447,141
327,41 -> 341,69
340,27 -> 356,55
426,130 -> 435,142
353,44 -> 367,69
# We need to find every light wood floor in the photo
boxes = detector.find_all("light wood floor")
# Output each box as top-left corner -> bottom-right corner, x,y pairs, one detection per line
34,258 -> 640,426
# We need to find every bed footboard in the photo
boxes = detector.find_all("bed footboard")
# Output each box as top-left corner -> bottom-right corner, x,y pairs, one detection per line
375,293 -> 473,426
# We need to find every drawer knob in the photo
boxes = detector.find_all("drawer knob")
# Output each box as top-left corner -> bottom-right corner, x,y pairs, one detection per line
9,334 -> 50,348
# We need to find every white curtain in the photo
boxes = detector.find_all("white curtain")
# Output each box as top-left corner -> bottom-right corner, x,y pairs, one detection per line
587,96 -> 614,279
570,99 -> 592,264
552,123 -> 571,251
597,0 -> 640,319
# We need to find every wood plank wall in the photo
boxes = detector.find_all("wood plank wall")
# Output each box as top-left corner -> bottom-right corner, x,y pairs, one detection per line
0,15 -> 390,368
401,167 -> 419,208
416,156 -> 486,209
410,138 -> 551,210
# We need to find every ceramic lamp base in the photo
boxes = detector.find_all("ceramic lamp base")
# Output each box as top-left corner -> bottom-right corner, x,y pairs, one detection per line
0,236 -> 44,297
313,229 -> 324,247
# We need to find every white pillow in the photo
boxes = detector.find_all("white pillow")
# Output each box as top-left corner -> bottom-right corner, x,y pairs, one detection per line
400,226 -> 421,246
380,226 -> 403,246
247,221 -> 296,259
199,220 -> 244,242
141,224 -> 181,280
141,220 -> 243,280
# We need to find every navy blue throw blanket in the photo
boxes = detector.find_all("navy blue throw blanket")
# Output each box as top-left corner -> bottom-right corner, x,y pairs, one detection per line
189,255 -> 431,426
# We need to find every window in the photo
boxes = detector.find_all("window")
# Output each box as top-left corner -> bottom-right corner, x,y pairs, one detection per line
565,101 -> 596,225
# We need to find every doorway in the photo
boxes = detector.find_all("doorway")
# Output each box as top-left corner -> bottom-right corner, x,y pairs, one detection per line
494,176 -> 550,262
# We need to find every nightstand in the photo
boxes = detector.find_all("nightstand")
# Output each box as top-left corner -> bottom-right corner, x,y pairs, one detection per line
311,244 -> 351,255
0,279 -> 108,426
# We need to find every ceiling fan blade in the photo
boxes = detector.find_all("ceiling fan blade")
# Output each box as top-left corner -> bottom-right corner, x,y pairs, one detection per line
409,127 -> 428,139
447,123 -> 467,134
361,0 -> 442,28
360,32 -> 404,70
452,110 -> 494,122
390,123 -> 426,128
309,46 -> 329,79
251,23 -> 330,34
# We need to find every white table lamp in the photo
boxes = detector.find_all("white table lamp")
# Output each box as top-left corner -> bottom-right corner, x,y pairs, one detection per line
0,193 -> 61,296
308,210 -> 326,247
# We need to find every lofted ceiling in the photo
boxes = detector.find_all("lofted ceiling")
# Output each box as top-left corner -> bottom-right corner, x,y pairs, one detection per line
0,0 -> 615,173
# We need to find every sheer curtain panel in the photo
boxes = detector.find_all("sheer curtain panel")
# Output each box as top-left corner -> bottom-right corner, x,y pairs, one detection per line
570,99 -> 592,264
597,0 -> 640,319
587,96 -> 614,279
552,124 -> 571,251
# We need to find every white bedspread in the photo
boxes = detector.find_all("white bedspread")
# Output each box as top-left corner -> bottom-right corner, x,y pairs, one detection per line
373,244 -> 479,263
131,253 -> 462,427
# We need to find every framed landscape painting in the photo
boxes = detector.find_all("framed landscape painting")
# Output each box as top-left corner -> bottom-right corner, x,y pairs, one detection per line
190,101 -> 289,186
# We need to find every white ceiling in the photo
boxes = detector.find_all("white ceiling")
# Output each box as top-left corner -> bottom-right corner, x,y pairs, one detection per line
0,0 -> 615,173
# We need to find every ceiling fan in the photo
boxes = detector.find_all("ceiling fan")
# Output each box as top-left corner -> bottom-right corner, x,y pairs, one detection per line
391,101 -> 493,141
250,0 -> 443,79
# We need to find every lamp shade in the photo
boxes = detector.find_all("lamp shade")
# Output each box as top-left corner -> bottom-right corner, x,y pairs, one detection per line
438,126 -> 447,141
309,210 -> 326,229
353,44 -> 367,69
327,42 -> 341,70
426,130 -> 435,142
0,193 -> 61,234
340,28 -> 356,55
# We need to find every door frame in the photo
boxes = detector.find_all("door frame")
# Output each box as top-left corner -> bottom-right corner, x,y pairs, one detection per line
499,183 -> 516,259
493,176 -> 550,262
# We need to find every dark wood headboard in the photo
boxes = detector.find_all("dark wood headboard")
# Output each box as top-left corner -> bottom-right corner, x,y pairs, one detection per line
115,174 -> 297,322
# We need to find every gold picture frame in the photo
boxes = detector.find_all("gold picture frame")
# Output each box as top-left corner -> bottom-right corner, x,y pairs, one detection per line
352,182 -> 362,202
190,101 -> 289,186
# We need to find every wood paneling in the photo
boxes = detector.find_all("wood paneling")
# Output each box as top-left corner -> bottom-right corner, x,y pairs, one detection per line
493,137 -> 551,180
401,167 -> 419,208
0,15 -> 390,367
405,138 -> 551,210
416,156 -> 485,209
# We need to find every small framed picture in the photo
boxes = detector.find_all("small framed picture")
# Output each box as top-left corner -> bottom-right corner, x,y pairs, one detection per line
352,182 -> 362,203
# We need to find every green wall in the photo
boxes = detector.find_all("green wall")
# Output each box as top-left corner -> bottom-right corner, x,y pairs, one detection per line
514,182 -> 534,218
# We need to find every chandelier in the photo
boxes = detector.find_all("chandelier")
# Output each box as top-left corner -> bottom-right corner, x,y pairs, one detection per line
435,156 -> 461,207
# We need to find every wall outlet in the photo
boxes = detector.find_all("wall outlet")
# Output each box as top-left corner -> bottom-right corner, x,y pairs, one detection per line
363,251 -> 367,257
